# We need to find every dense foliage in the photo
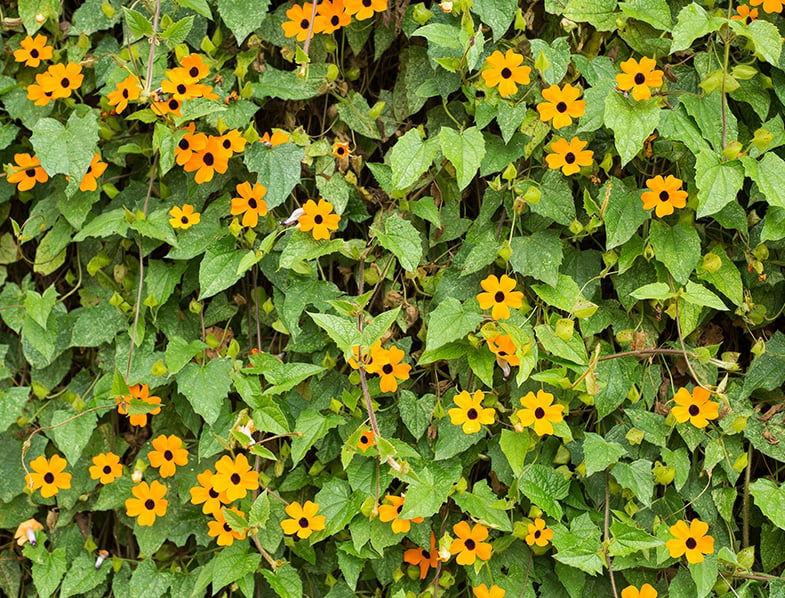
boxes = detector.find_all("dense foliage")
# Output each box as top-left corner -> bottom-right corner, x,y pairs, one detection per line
2,0 -> 785,597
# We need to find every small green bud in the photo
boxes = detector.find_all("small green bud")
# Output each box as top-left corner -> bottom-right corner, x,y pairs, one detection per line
555,318 -> 574,340
502,162 -> 517,182
412,3 -> 433,24
151,359 -> 168,377
189,299 -> 203,314
523,185 -> 541,205
721,140 -> 743,161
652,461 -> 675,485
752,128 -> 774,151
325,63 -> 340,81
701,253 -> 722,273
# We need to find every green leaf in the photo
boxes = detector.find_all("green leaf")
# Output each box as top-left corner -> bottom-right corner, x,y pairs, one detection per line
30,106 -> 100,196
583,433 -> 627,476
398,390 -> 435,440
520,464 -> 570,519
315,478 -> 363,536
309,312 -> 361,356
177,358 -> 233,425
563,0 -> 618,31
361,308 -> 401,349
370,213 -> 423,272
424,297 -> 483,353
742,152 -> 785,210
729,19 -> 782,66
696,250 -> 743,306
243,142 -> 304,210
248,352 -> 325,395
681,281 -> 727,311
629,281 -> 672,301
603,177 -> 650,250
0,387 -> 29,433
198,237 -> 245,300
179,0 -> 212,18
398,461 -> 462,519
509,231 -> 564,287
531,169 -> 576,226
535,323 -> 589,365
434,415 -> 483,460
122,7 -> 153,40
499,428 -> 534,477
609,518 -> 663,556
216,0 -> 269,43
249,491 -> 271,527
165,337 -> 207,375
530,37 -> 572,86
690,554 -> 718,598
612,459 -> 654,507
694,151 -> 744,217
252,64 -> 329,101
290,409 -> 344,466
336,91 -> 382,140
159,15 -> 195,48
452,480 -> 512,531
261,565 -> 302,598
471,0 -> 517,40
439,126 -> 486,191
742,331 -> 785,397
390,128 -> 439,192
670,3 -> 724,53
604,92 -> 660,166
596,356 -> 637,420
212,543 -> 261,591
30,546 -> 67,598
649,221 -> 701,284
59,554 -> 109,598
551,513 -> 604,575
24,285 -> 57,329
47,408 -> 96,465
619,0 -> 672,30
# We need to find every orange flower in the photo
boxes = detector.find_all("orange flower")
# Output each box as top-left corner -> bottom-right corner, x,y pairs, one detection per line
448,390 -> 495,434
473,585 -> 506,598
366,344 -> 411,392
515,389 -> 564,436
482,49 -> 531,97
671,386 -> 720,428
25,454 -> 71,498
184,136 -> 230,184
640,174 -> 688,217
152,96 -> 182,118
280,500 -> 327,539
666,518 -> 714,564
7,153 -> 48,191
749,0 -> 783,13
357,430 -> 376,452
147,434 -> 189,478
403,532 -> 439,579
344,0 -> 387,20
260,130 -> 290,147
377,495 -> 424,533
174,127 -> 208,166
180,53 -> 210,81
169,204 -> 201,229
125,480 -> 168,526
231,182 -> 268,227
79,153 -> 108,192
315,0 -> 351,34
545,137 -> 593,175
297,198 -> 340,240
27,72 -> 56,106
45,62 -> 83,99
14,34 -> 53,67
89,452 -> 123,484
537,83 -> 585,129
621,584 -> 658,598
162,67 -> 200,100
524,518 -> 553,547
107,74 -> 141,114
616,57 -> 664,101
449,521 -> 492,565
212,453 -> 259,502
208,507 -> 248,546
190,470 -> 229,515
282,3 -> 317,41
332,141 -> 351,158
218,129 -> 247,155
731,4 -> 759,22
14,519 -> 44,546
116,383 -> 162,427
488,334 -> 520,367
476,274 -> 523,320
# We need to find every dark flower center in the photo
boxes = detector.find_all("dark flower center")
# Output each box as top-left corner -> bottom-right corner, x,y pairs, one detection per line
501,67 -> 512,79
315,214 -> 323,224
685,537 -> 697,550
467,408 -> 478,420
164,450 -> 173,461
223,139 -> 231,149
464,539 -> 476,551
360,434 -> 369,444
230,473 -> 241,484
177,84 -> 186,94
179,138 -> 189,150
746,16 -> 753,24
103,465 -> 112,474
189,66 -> 199,78
181,216 -> 189,224
396,505 -> 403,514
534,529 -> 541,538
300,18 -> 310,29
31,49 -> 39,58
556,101 -> 567,112
248,198 -> 258,209
564,152 -> 575,164
209,488 -> 219,498
223,522 -> 232,532
494,291 -> 505,303
421,549 -> 430,558
25,168 -> 36,177
299,517 -> 309,528
534,407 -> 545,419
337,147 -> 345,155
87,164 -> 93,174
203,152 -> 214,166
498,350 -> 507,356
634,73 -> 646,85
122,88 -> 129,98
61,77 -> 70,88
382,364 -> 393,375
688,404 -> 700,416
331,15 -> 340,25
363,0 -> 372,5
44,473 -> 55,484
659,191 -> 669,202
144,499 -> 155,510
168,99 -> 178,110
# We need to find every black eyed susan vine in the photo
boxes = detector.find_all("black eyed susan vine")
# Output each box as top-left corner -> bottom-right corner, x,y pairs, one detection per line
2,0 -> 785,597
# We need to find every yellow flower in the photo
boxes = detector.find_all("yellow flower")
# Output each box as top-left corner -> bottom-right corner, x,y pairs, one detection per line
537,83 -> 585,129
125,480 -> 168,526
79,153 -> 108,192
666,518 -> 714,564
481,49 -> 531,97
260,130 -> 290,147
189,469 -> 229,516
476,274 -> 523,320
169,204 -> 201,229
403,532 -> 439,579
515,389 -> 564,436
147,434 -> 188,478
27,72 -> 56,106
377,495 -> 424,533
45,62 -> 84,99
731,4 -> 758,22
366,344 -> 411,392
297,198 -> 341,240
357,430 -> 376,452
7,153 -> 48,191
106,74 -> 141,114
640,175 -> 688,217
315,0 -> 351,34
448,390 -> 495,434
116,383 -> 161,427
615,56 -> 664,101
89,452 -> 123,484
282,3 -> 317,41
621,584 -> 658,598
671,386 -> 719,428
14,34 -> 53,67
749,0 -> 783,14
449,521 -> 492,565
545,137 -> 593,176
524,517 -> 553,547
280,500 -> 326,539
473,584 -> 506,598
208,507 -> 248,546
231,182 -> 268,228
25,454 -> 71,498
332,141 -> 351,158
212,453 -> 259,502
344,0 -> 387,20
180,53 -> 210,81
488,334 -> 520,367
